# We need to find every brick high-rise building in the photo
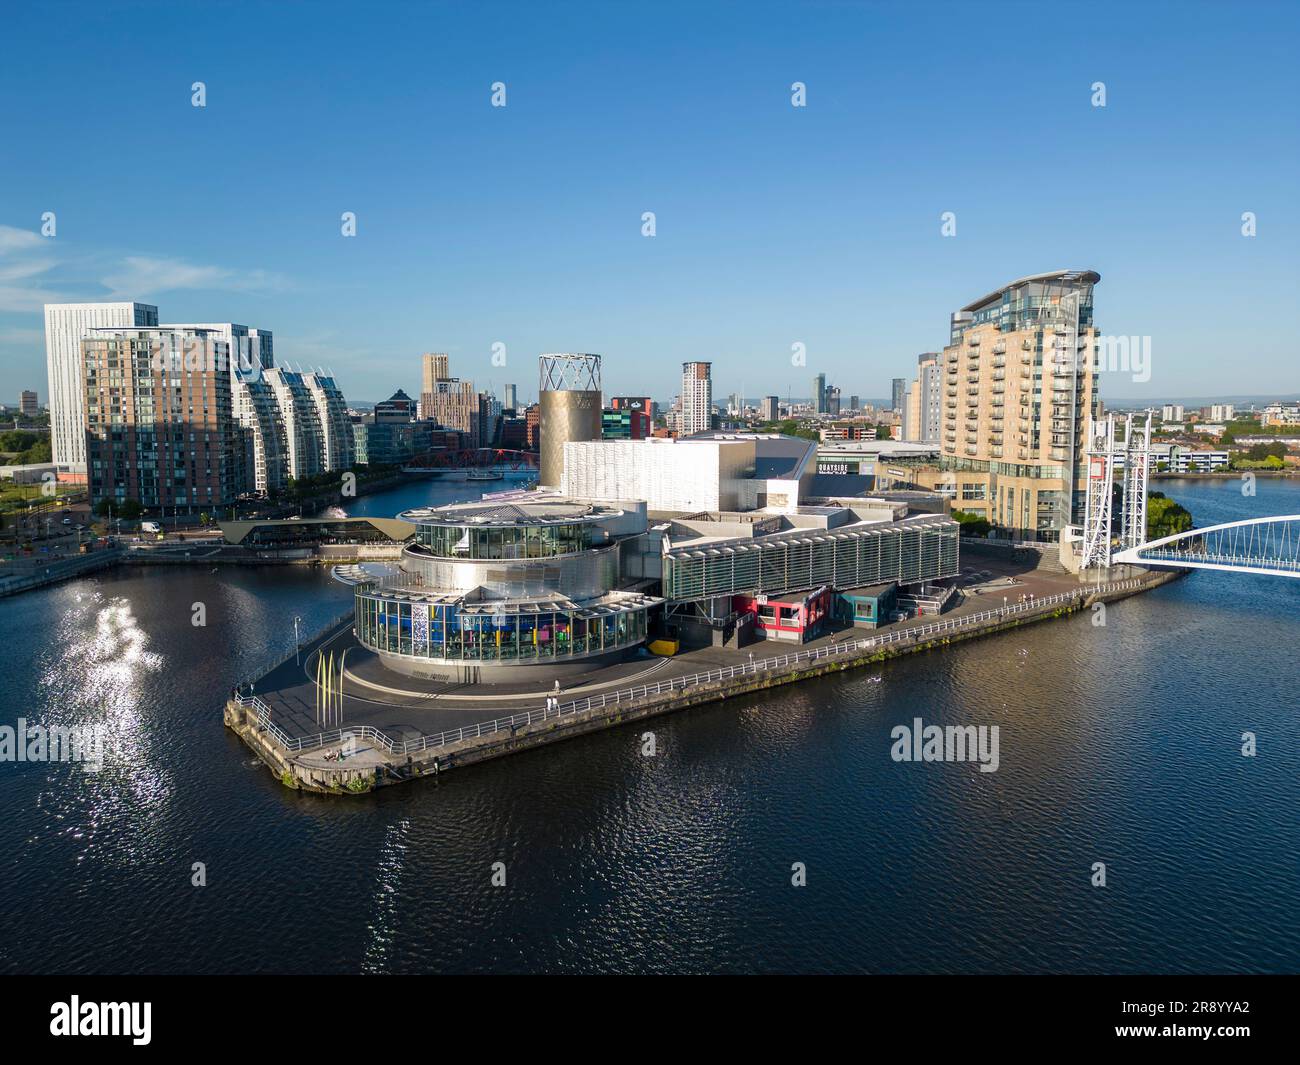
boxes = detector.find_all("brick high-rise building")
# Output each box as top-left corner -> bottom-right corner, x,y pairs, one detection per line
81,327 -> 245,512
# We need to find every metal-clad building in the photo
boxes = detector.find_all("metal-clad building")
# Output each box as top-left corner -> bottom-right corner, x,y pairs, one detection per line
662,514 -> 958,601
539,353 -> 602,486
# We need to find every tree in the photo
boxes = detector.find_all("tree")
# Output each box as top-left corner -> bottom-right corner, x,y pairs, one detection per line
951,509 -> 992,537
0,430 -> 38,453
1147,492 -> 1193,540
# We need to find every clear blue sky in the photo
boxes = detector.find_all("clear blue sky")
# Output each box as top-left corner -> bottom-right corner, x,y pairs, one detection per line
1,0 -> 1297,407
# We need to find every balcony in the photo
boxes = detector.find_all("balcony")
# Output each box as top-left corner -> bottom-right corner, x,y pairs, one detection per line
992,341 -> 1006,354
968,335 -> 981,346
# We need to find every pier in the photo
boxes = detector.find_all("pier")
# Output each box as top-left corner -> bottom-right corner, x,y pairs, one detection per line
225,562 -> 1181,795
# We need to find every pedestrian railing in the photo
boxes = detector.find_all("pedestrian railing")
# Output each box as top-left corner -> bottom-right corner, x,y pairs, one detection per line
237,576 -> 1151,758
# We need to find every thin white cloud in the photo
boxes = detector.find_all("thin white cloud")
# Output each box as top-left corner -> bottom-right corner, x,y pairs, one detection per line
0,224 -> 59,311
101,256 -> 289,299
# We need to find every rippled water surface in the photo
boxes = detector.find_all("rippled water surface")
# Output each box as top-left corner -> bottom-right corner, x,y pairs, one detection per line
0,476 -> 1296,973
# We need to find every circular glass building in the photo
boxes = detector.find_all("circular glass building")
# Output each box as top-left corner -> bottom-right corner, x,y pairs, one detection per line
354,498 -> 661,680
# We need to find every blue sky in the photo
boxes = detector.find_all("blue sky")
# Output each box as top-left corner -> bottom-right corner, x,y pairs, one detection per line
1,0 -> 1297,406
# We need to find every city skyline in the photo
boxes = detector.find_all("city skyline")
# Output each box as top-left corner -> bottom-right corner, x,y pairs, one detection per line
1,2 -> 1297,405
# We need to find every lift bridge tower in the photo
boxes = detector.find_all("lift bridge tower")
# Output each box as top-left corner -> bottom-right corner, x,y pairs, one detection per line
1081,410 -> 1154,570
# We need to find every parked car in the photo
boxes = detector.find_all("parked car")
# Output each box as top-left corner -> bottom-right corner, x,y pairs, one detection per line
61,517 -> 72,525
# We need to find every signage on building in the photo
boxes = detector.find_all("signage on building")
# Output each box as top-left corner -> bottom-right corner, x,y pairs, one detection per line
817,460 -> 858,475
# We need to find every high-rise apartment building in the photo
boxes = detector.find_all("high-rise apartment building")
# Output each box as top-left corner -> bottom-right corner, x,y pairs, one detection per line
263,367 -> 325,479
418,352 -> 478,446
45,301 -> 159,468
233,376 -> 287,496
162,322 -> 273,379
901,353 -> 943,444
422,378 -> 479,446
680,361 -> 713,435
81,327 -> 245,511
303,370 -> 356,472
1161,404 -> 1185,423
503,383 -> 518,412
760,395 -> 780,422
19,390 -> 39,416
888,271 -> 1100,540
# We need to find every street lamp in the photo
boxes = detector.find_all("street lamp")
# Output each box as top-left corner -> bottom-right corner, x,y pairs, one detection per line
293,615 -> 303,665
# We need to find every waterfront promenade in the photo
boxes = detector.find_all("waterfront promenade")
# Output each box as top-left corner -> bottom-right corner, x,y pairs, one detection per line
227,554 -> 1178,793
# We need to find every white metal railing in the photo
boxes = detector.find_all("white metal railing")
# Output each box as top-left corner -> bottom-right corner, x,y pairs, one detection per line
237,577 -> 1152,758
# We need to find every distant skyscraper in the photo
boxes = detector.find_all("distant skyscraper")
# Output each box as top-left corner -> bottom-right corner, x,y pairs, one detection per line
848,395 -> 859,413
45,301 -> 159,468
503,383 -> 518,412
891,377 -> 907,412
19,390 -> 38,416
422,352 -> 450,393
760,395 -> 779,422
813,373 -> 828,415
680,361 -> 713,435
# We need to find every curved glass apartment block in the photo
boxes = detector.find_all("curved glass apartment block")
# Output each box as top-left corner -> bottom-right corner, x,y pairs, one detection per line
354,499 -> 661,680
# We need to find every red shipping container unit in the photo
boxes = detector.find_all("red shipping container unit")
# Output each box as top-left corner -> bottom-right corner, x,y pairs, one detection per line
733,584 -> 831,643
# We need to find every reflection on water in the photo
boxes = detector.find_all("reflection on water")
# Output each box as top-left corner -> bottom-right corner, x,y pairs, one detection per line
0,476 -> 1294,973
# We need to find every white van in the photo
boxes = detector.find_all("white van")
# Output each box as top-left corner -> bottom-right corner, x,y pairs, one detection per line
140,521 -> 162,534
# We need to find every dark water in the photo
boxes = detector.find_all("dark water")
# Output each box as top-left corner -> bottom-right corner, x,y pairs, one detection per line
0,476 -> 1296,973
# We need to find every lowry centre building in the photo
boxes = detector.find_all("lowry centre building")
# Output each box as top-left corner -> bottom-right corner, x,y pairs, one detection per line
350,431 -> 961,683
353,498 -> 662,680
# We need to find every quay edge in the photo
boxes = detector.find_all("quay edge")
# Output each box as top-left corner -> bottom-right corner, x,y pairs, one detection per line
225,568 -> 1184,796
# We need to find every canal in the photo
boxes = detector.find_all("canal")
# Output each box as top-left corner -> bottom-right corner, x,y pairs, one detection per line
0,475 -> 1295,973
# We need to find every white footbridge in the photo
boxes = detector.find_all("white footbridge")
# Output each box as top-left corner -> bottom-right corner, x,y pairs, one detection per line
1113,515 -> 1300,578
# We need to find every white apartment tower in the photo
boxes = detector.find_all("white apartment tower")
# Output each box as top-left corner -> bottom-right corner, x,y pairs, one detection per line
263,367 -> 325,479
45,301 -> 159,468
302,370 -> 356,472
680,361 -> 713,435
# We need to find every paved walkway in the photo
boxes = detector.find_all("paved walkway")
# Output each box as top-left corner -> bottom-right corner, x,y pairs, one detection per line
248,552 -> 1127,746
